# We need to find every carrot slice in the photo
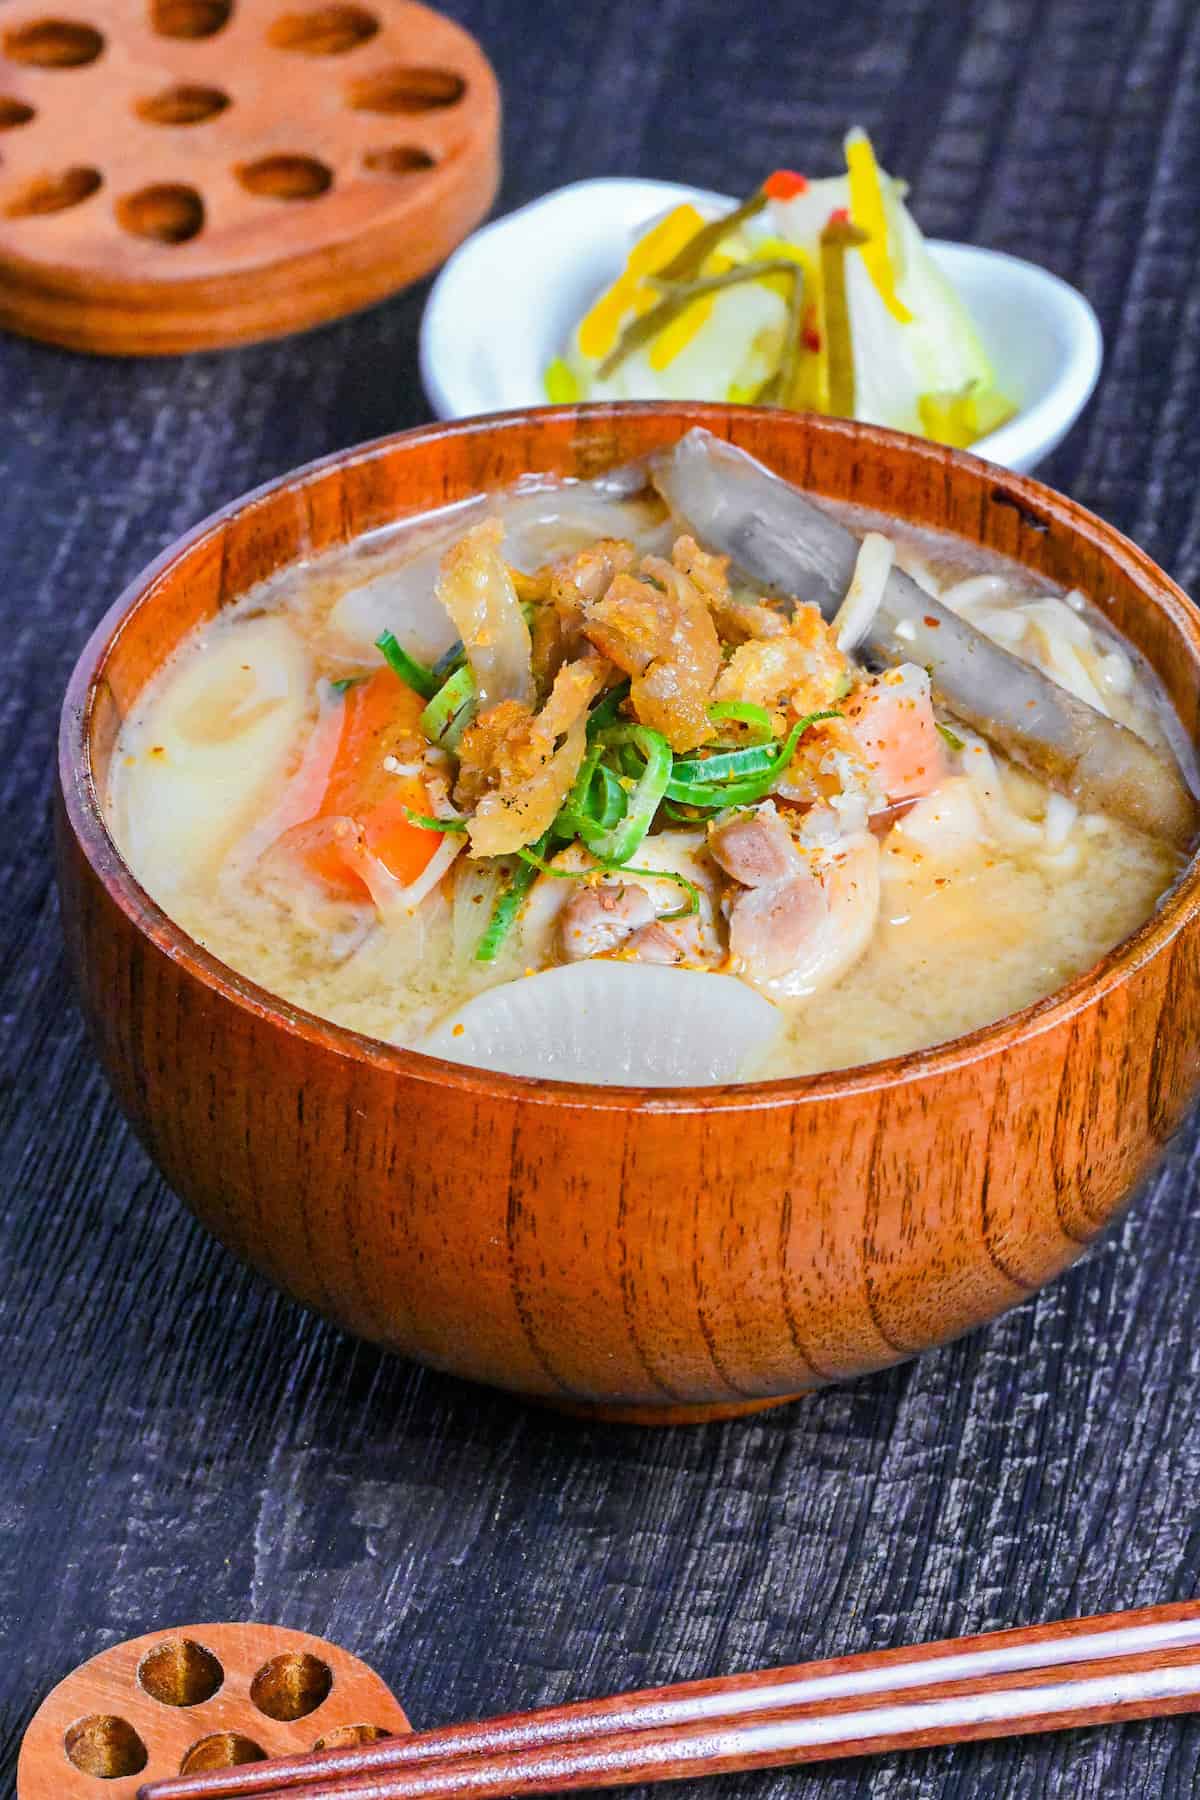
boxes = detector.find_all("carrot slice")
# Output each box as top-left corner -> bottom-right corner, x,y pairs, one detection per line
303,668 -> 441,900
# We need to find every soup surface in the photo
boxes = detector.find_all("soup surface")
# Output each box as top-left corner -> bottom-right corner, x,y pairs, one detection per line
106,459 -> 1190,1085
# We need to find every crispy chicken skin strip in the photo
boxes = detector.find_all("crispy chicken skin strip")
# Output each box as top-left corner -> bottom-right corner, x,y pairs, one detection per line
654,430 -> 1198,850
581,557 -> 721,752
517,539 -> 637,688
672,534 -> 788,642
714,603 -> 850,725
436,519 -> 535,710
457,659 -> 606,858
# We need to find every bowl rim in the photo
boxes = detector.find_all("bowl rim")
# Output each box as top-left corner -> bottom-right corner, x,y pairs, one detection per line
59,401 -> 1200,1114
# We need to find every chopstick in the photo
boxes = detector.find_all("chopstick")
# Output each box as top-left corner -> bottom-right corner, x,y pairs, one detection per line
139,1601 -> 1200,1800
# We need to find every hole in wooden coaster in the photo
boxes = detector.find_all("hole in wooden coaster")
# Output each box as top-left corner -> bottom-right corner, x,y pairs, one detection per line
268,5 -> 377,54
251,1651 -> 334,1721
2,19 -> 104,66
151,0 -> 232,37
5,165 -> 101,216
346,64 -> 465,113
136,83 -> 230,124
313,1724 -> 393,1750
236,154 -> 332,199
180,1733 -> 268,1775
138,1637 -> 224,1705
64,1715 -> 149,1780
363,145 -> 435,176
116,183 -> 205,243
0,97 -> 36,128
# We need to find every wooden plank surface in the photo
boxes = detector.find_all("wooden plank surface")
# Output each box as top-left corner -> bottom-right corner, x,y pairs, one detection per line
4,1 -> 1200,1795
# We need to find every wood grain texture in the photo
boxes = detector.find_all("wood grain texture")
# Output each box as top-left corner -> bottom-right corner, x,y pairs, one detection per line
0,0 -> 499,352
7,1 -> 1200,1796
55,404 -> 1200,1420
16,1623 -> 410,1798
126,1603 -> 1200,1800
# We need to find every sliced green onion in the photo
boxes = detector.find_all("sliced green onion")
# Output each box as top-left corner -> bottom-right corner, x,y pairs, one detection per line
403,809 -> 468,833
376,630 -> 438,700
936,721 -> 965,753
420,664 -> 476,747
665,710 -> 840,809
432,639 -> 466,681
668,739 -> 782,794
580,725 -> 672,863
330,674 -> 367,695
475,842 -> 546,962
592,764 -> 628,829
586,678 -> 631,739
515,849 -> 594,878
708,701 -> 775,746
557,741 -> 605,837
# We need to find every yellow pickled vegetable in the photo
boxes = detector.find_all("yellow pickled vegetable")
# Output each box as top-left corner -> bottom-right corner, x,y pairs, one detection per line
845,127 -> 912,323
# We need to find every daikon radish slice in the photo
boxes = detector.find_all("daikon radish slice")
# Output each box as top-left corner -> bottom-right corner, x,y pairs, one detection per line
418,961 -> 782,1086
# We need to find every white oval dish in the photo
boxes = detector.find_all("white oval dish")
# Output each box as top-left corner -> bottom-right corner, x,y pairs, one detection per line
420,177 -> 1103,474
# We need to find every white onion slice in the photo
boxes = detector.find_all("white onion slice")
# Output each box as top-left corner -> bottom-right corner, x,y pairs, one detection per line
832,531 -> 894,653
417,962 -> 783,1086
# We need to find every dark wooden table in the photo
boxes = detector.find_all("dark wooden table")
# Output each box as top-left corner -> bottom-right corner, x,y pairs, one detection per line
5,1 -> 1200,1794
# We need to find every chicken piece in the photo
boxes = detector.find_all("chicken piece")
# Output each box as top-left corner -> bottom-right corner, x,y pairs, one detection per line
531,830 -> 723,969
620,922 -> 685,965
672,534 -> 787,643
708,800 -> 881,1000
845,664 -> 946,802
713,602 -> 849,728
581,557 -> 721,752
559,881 -> 657,960
457,659 -> 605,857
706,801 -> 799,887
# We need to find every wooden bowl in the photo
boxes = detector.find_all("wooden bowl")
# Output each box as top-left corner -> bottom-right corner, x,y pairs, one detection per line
56,404 -> 1200,1424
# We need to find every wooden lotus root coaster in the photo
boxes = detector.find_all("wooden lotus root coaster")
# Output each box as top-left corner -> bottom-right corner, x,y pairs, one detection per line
16,1623 -> 411,1796
0,0 -> 499,352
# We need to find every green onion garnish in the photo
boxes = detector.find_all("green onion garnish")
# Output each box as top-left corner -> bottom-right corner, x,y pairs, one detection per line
586,678 -> 631,739
579,724 -> 673,864
329,674 -> 366,695
708,701 -> 775,746
475,839 -> 549,962
664,710 -> 841,809
402,809 -> 468,833
420,664 -> 476,748
936,721 -> 965,753
376,630 -> 438,700
668,739 -> 784,792
432,638 -> 466,681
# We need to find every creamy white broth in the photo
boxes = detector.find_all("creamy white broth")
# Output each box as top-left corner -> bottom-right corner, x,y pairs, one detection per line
106,483 -> 1186,1083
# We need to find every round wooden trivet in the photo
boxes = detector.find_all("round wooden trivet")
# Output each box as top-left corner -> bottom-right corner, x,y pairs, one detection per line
16,1622 -> 411,1796
0,0 -> 500,353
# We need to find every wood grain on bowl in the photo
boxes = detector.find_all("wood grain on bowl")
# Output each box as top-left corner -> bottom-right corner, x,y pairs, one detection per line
56,405 -> 1200,1422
